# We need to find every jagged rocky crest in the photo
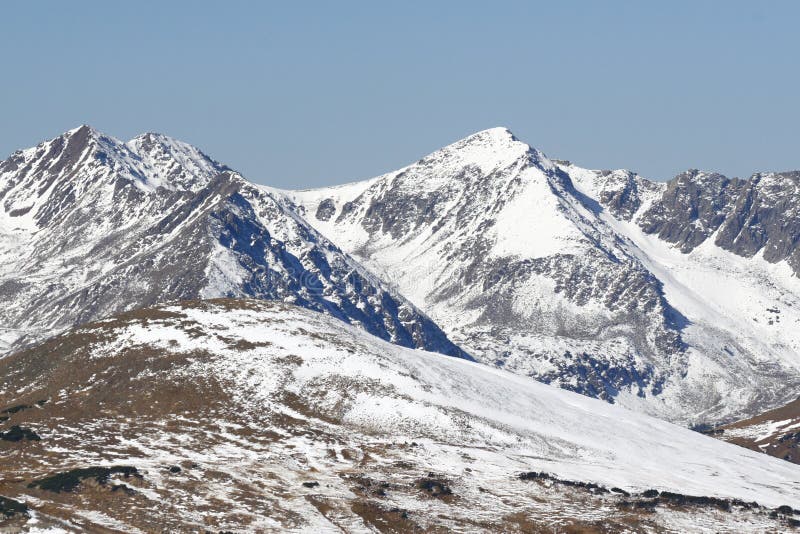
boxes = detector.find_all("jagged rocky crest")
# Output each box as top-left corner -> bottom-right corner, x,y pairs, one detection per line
640,169 -> 800,272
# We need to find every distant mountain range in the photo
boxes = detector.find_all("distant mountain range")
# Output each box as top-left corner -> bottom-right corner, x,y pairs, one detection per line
3,125 -> 800,425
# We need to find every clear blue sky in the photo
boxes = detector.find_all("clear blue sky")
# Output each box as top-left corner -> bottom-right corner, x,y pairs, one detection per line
2,1 -> 798,187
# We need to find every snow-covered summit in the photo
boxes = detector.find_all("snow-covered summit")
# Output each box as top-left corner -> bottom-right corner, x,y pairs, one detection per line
405,126 -> 554,184
289,127 -> 800,425
0,126 -> 224,216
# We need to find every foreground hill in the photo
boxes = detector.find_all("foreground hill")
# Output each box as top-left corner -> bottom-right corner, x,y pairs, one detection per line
1,300 -> 799,532
287,127 -> 800,424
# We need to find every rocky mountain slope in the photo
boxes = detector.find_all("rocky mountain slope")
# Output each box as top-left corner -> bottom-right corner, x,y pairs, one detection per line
1,299 -> 799,532
287,128 -> 800,425
0,126 -> 463,358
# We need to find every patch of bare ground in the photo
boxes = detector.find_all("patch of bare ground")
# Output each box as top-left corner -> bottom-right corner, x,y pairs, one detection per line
500,512 -> 662,534
350,500 -> 427,533
714,396 -> 800,465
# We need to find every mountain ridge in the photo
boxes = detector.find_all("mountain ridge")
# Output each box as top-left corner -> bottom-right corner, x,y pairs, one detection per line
0,126 -> 465,359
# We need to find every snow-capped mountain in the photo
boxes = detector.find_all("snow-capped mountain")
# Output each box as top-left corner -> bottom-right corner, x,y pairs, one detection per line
1,299 -> 799,531
287,127 -> 800,425
5,124 -> 800,427
0,126 -> 464,358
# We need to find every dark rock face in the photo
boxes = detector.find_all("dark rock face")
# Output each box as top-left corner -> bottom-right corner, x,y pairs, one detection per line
28,466 -> 141,493
0,425 -> 41,442
315,198 -> 336,221
639,170 -> 745,252
714,172 -> 800,273
416,477 -> 453,498
0,496 -> 28,518
450,252 -> 686,400
222,183 -> 467,358
516,470 -> 768,515
592,170 -> 659,221
537,350 -> 665,402
640,170 -> 800,275
356,167 -> 467,240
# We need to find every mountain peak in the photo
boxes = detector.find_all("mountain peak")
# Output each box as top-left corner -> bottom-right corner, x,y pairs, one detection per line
53,124 -> 96,149
64,123 -> 101,137
60,124 -> 120,149
471,125 -> 517,139
416,126 -> 547,176
129,131 -> 172,144
672,168 -> 729,186
0,126 -> 225,224
458,126 -> 522,148
124,132 -> 227,192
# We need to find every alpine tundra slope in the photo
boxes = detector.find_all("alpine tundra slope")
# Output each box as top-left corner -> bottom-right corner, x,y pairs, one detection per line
1,300 -> 799,532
